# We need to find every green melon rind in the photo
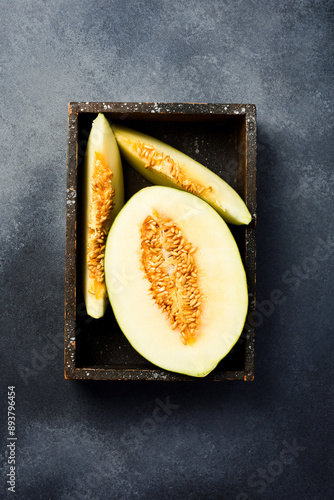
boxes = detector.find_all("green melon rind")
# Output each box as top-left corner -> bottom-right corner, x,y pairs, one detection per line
82,113 -> 124,319
104,185 -> 248,377
112,124 -> 252,226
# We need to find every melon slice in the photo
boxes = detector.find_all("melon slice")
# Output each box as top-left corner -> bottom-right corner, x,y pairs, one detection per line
112,124 -> 251,225
104,186 -> 248,377
82,113 -> 124,318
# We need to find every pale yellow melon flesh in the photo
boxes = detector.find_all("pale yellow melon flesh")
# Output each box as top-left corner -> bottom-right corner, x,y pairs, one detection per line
112,124 -> 251,225
104,186 -> 248,377
82,113 -> 124,318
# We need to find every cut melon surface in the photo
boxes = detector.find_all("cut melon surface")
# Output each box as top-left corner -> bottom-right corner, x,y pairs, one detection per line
104,186 -> 248,377
82,113 -> 124,318
112,124 -> 252,225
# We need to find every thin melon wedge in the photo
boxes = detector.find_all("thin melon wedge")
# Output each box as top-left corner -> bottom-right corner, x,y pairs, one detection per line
104,186 -> 248,377
82,113 -> 124,318
112,124 -> 251,225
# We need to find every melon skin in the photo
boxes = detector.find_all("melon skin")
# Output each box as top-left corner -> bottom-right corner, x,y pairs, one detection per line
82,113 -> 124,319
104,186 -> 248,377
112,124 -> 252,226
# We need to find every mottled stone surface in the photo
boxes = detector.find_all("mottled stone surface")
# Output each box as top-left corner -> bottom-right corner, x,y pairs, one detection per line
1,1 -> 333,499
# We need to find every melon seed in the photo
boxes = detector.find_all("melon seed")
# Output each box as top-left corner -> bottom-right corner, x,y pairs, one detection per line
134,140 -> 212,197
140,212 -> 202,344
87,152 -> 114,297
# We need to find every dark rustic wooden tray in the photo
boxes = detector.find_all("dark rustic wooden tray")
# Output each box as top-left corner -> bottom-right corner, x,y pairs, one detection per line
65,102 -> 256,381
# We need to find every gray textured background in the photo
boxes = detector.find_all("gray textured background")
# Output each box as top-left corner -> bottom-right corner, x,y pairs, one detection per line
1,0 -> 333,499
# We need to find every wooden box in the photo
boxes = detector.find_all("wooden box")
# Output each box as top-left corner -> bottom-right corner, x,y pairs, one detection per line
65,102 -> 256,381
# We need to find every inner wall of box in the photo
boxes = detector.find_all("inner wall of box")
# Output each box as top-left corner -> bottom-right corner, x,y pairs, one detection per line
75,112 -> 247,370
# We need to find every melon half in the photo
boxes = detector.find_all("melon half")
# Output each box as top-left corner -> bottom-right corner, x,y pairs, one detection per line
104,186 -> 248,377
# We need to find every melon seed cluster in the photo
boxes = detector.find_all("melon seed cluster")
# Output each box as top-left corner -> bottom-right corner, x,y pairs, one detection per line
87,152 -> 114,298
135,141 -> 212,197
140,213 -> 202,345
